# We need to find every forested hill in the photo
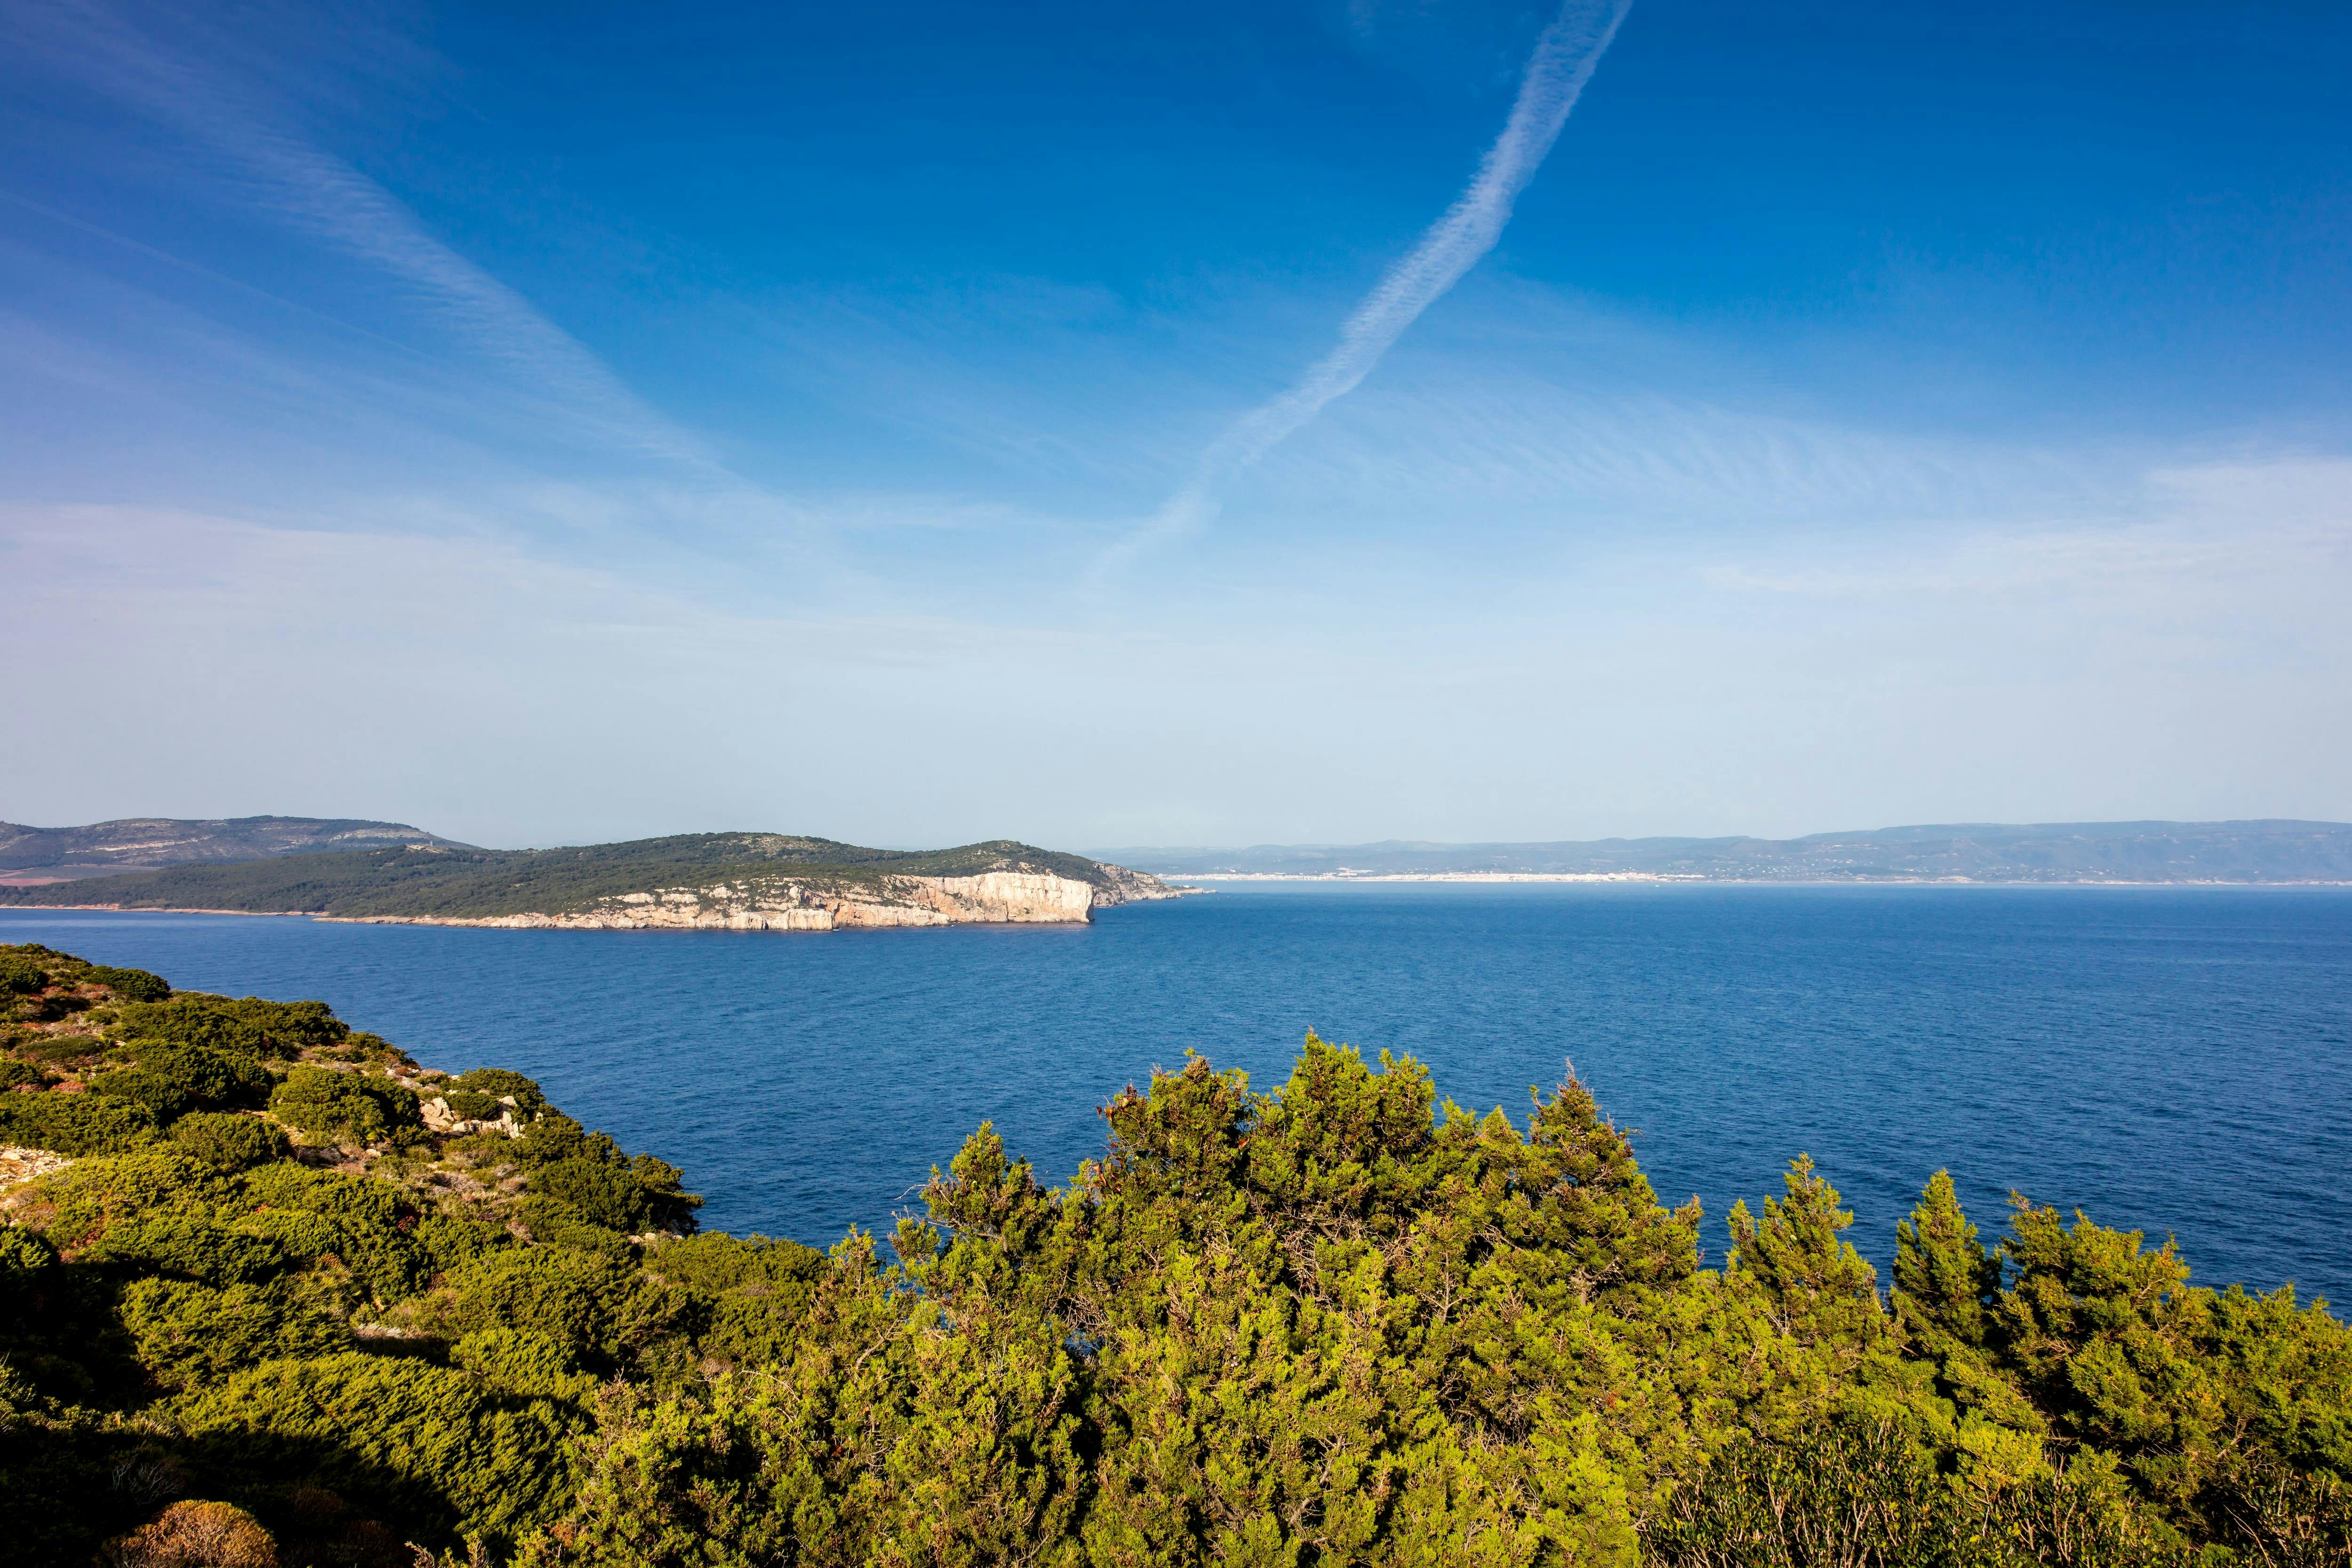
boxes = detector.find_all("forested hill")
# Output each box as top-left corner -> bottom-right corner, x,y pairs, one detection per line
3,942 -> 2347,1564
1098,818 -> 2352,881
0,832 -> 1164,919
0,816 -> 466,883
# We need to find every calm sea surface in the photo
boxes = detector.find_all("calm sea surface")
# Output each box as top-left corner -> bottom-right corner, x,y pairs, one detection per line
6,884 -> 2347,1304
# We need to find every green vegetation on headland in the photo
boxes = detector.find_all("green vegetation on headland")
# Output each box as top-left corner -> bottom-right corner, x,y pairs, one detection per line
0,816 -> 465,882
0,834 -> 1154,919
3,944 -> 2347,1566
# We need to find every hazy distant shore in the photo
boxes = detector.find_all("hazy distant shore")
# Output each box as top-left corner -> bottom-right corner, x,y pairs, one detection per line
1100,821 -> 2352,885
1173,871 -> 2352,887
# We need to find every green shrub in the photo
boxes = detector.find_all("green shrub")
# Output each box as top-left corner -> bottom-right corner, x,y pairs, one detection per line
0,942 -> 81,970
449,1069 -> 547,1113
86,965 -> 169,1003
510,1123 -> 700,1232
129,1039 -> 273,1109
453,1327 -> 596,1404
87,1067 -> 197,1124
0,1089 -> 159,1154
444,1089 -> 501,1119
510,1110 -> 596,1167
86,1212 -> 290,1286
644,1231 -> 825,1296
214,996 -> 349,1051
689,1290 -> 809,1370
171,1112 -> 290,1169
115,998 -> 271,1059
417,1213 -> 511,1278
279,1168 -> 410,1232
235,1169 -> 431,1303
0,955 -> 46,995
268,1064 -> 422,1148
93,1044 -> 278,1128
644,1233 -> 825,1367
629,1153 -> 703,1231
30,1148 -> 224,1245
441,1246 -> 685,1370
20,1032 -> 102,1063
230,1206 -> 347,1262
175,1352 -> 581,1547
529,1157 -> 656,1234
0,1224 -> 61,1291
117,1276 -> 349,1390
516,1196 -> 632,1257
117,995 -> 345,1061
317,1232 -> 432,1307
332,1029 -> 410,1066
0,1058 -> 49,1089
237,1160 -> 326,1211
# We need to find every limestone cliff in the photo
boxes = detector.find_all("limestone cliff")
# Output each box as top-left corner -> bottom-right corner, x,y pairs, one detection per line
327,864 -> 1188,932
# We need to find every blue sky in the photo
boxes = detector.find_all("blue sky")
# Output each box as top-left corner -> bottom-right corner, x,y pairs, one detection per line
4,0 -> 2348,848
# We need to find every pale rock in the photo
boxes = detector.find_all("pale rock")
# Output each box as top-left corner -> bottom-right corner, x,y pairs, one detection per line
0,1143 -> 75,1186
324,860 -> 1189,934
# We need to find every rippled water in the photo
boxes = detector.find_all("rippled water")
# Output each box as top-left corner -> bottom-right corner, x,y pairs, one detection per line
7,882 -> 2347,1304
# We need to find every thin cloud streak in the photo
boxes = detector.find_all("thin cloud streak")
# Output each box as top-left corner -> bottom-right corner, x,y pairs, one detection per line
18,0 -> 719,474
1103,0 -> 1631,570
9,453 -> 2346,843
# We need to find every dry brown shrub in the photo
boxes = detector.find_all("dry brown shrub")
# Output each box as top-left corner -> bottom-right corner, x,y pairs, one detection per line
103,1500 -> 279,1568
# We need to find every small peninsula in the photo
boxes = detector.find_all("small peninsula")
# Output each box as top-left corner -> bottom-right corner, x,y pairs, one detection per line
0,832 -> 1187,930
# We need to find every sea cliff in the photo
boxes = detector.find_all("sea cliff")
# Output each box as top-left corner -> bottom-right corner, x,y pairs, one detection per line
326,865 -> 1183,931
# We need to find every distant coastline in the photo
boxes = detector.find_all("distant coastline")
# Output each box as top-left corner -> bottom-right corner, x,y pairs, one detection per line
11,818 -> 2352,904
21,876 -> 2352,916
1177,871 -> 2352,887
1097,820 -> 2352,886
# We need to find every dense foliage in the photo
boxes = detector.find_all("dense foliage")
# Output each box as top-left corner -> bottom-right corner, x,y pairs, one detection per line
0,835 -> 1130,919
3,944 -> 2346,1567
0,944 -> 745,1566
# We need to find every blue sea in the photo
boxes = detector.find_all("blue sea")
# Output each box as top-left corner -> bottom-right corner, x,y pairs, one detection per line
7,883 -> 2348,1305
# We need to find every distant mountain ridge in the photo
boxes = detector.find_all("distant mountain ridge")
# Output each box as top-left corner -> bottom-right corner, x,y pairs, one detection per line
1090,820 -> 2352,883
0,831 -> 1183,928
0,815 -> 467,883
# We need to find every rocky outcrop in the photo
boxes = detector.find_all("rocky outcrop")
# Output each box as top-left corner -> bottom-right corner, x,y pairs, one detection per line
327,864 -> 1189,933
1090,863 -> 1189,906
418,1094 -> 525,1138
0,1144 -> 76,1186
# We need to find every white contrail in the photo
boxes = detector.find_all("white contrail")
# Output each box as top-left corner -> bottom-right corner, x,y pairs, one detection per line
1116,0 -> 1631,558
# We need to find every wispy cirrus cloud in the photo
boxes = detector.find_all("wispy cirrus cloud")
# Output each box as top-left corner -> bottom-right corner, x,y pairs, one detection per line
8,451 -> 2346,844
12,0 -> 717,473
1695,459 -> 2352,601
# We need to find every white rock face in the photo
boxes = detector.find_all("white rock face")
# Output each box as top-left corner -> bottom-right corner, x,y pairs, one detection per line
336,871 -> 1109,932
418,1095 -> 524,1137
0,1143 -> 76,1186
859,871 -> 1097,926
1089,862 -> 1189,906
